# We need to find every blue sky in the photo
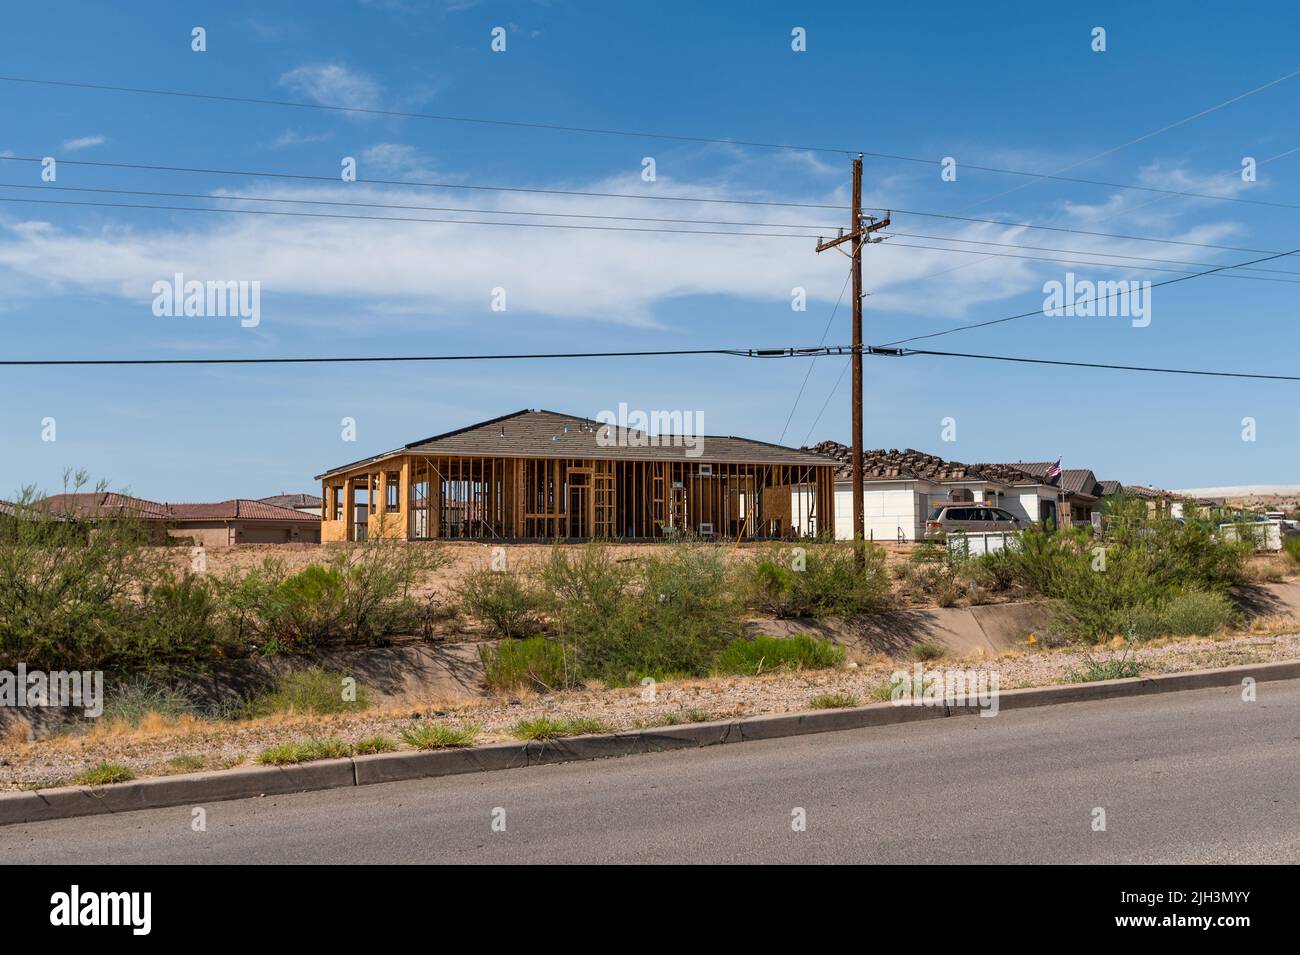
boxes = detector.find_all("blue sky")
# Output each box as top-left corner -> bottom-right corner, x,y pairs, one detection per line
1,0 -> 1298,501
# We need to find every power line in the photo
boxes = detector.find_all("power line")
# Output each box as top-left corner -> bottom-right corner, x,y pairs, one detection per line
877,207 -> 1280,256
0,346 -> 857,367
0,74 -> 854,155
879,234 -> 1300,284
881,245 -> 1300,347
955,64 -> 1300,210
0,194 -> 826,238
882,346 -> 1300,382
8,181 -> 1290,276
5,153 -> 1294,263
11,190 -> 1299,285
0,154 -> 843,211
0,182 -> 841,231
779,267 -> 852,444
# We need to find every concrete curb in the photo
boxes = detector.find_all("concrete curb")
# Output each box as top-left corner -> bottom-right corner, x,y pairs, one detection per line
3,659 -> 1296,827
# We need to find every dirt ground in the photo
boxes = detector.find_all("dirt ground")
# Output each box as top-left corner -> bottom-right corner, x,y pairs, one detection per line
4,628 -> 1297,792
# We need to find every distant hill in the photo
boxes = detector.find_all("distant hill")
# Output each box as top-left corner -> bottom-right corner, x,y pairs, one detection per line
1171,484 -> 1300,503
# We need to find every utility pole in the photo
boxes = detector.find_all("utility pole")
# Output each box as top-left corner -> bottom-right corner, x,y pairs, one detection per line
816,154 -> 889,568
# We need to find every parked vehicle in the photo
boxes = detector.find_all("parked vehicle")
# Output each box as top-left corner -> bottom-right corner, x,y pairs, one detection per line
924,504 -> 1022,539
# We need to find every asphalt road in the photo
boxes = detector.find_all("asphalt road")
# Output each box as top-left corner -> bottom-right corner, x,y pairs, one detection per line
4,680 -> 1298,864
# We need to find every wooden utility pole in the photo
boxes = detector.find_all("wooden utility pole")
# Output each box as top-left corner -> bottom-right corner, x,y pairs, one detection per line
816,154 -> 888,568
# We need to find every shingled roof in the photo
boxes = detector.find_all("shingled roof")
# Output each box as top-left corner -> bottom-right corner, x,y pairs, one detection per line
317,408 -> 832,479
806,442 -> 1042,484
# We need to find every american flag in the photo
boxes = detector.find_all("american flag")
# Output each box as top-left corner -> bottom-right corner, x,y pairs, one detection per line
1046,459 -> 1063,484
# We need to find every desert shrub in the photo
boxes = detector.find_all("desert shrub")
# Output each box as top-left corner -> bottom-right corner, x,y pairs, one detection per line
1158,587 -> 1237,637
129,571 -> 228,673
910,640 -> 945,661
711,634 -> 844,675
567,544 -> 741,685
899,545 -> 964,607
263,564 -> 348,647
99,676 -> 197,727
1284,535 -> 1300,564
459,568 -> 546,637
241,668 -> 371,718
0,475 -> 168,670
479,636 -> 576,693
1001,520 -> 1248,643
740,543 -> 889,618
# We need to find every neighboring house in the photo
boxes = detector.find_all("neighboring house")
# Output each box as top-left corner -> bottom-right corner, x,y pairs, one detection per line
257,492 -> 323,518
988,462 -> 1103,526
316,408 -> 835,541
167,500 -> 321,545
1119,483 -> 1218,519
805,444 -> 1063,542
42,492 -> 320,545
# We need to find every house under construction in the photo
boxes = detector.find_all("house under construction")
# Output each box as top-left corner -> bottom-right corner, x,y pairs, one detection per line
315,409 -> 834,542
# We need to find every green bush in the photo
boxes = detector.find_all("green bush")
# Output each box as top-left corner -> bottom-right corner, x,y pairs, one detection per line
741,543 -> 889,618
479,636 -> 575,693
1283,535 -> 1300,564
1161,587 -> 1236,636
459,568 -> 545,637
241,668 -> 371,718
910,640 -> 945,661
567,544 -> 741,685
0,475 -> 170,670
265,564 -> 348,647
711,634 -> 844,676
1000,520 -> 1248,643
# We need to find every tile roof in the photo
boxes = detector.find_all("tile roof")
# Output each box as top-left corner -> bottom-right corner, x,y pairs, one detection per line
808,442 -> 1042,484
42,494 -> 317,523
989,462 -> 1101,499
318,408 -> 832,479
168,500 -> 320,522
44,492 -> 172,521
1122,484 -> 1176,500
257,493 -> 323,509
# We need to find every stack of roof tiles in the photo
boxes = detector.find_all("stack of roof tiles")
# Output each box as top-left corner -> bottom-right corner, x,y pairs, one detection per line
806,441 -> 1037,484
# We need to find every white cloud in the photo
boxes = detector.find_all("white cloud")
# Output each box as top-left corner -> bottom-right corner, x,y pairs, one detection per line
279,63 -> 381,110
0,160 -> 1248,330
359,143 -> 439,179
62,135 -> 107,152
270,129 -> 335,149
